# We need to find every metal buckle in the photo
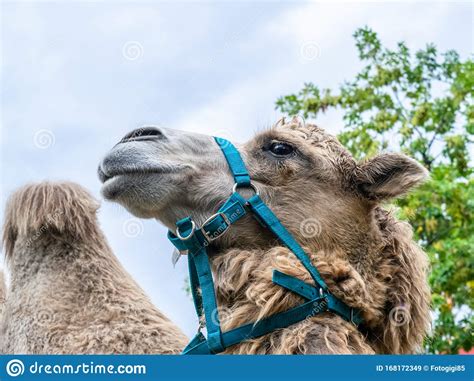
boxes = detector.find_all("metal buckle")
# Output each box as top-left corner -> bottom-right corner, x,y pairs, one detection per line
232,182 -> 259,196
200,212 -> 231,242
175,220 -> 196,241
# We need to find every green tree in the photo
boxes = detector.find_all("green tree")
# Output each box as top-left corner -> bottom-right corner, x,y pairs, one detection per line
276,27 -> 473,354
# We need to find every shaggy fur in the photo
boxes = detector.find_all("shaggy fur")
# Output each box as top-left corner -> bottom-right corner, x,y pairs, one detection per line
98,118 -> 432,354
1,182 -> 187,354
0,271 -> 5,318
212,246 -> 374,354
211,210 -> 430,354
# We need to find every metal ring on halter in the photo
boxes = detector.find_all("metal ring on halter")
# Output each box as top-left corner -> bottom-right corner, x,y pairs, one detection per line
232,182 -> 259,196
176,220 -> 196,240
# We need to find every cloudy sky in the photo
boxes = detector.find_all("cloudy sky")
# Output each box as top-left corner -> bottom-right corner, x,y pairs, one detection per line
1,0 -> 472,337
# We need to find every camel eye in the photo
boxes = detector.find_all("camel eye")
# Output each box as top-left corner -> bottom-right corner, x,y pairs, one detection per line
268,142 -> 294,157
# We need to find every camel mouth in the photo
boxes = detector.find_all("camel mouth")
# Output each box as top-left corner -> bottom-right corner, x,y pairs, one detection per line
98,166 -> 179,184
100,174 -> 130,200
98,165 -> 184,200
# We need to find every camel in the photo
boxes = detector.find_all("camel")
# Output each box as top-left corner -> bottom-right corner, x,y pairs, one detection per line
0,271 -> 5,318
0,181 -> 187,354
98,119 -> 431,354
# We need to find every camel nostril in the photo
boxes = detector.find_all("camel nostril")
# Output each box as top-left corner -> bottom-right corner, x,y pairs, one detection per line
120,126 -> 165,142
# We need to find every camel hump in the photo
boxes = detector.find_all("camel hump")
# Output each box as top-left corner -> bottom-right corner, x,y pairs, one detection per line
2,181 -> 100,259
0,269 -> 6,316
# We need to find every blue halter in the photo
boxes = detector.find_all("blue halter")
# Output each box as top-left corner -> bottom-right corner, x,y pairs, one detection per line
168,137 -> 363,354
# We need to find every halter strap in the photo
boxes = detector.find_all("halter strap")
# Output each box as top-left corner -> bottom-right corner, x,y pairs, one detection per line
168,137 -> 363,354
215,137 -> 251,187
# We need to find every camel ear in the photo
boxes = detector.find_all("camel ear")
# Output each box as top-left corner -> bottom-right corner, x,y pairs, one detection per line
354,153 -> 428,201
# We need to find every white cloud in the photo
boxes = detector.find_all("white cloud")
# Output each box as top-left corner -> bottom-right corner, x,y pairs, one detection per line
174,1 -> 471,140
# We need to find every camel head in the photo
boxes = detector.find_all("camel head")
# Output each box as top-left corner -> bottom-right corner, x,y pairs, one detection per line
99,119 -> 427,255
99,119 -> 431,353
